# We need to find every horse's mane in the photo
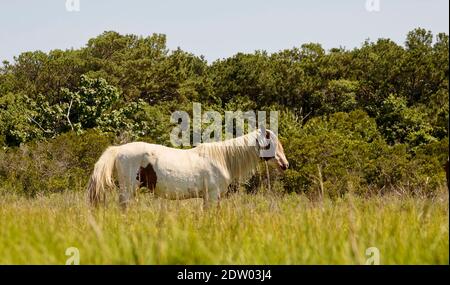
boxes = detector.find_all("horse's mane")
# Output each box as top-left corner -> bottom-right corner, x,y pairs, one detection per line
193,131 -> 260,180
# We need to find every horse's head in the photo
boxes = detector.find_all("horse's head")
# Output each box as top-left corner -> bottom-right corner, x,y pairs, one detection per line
256,129 -> 289,171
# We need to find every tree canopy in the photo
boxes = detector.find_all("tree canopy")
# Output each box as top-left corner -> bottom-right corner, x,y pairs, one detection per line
0,28 -> 448,196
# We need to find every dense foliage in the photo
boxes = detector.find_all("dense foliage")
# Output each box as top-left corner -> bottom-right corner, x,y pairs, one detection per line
0,28 -> 448,196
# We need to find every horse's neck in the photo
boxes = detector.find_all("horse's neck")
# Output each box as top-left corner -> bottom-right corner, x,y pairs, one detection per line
197,132 -> 260,181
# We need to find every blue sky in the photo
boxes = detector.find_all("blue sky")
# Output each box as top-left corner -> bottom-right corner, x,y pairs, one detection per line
0,0 -> 448,63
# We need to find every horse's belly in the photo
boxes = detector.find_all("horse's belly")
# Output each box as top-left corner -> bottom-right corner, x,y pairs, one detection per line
154,178 -> 203,199
153,167 -> 206,199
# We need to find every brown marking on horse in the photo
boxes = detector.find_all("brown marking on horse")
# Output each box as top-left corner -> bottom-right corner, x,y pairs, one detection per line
137,163 -> 157,192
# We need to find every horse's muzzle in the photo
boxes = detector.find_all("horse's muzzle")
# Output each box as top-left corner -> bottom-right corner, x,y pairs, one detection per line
279,162 -> 289,171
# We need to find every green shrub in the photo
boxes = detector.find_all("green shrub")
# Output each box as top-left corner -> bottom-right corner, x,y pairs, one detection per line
0,130 -> 113,196
279,110 -> 447,197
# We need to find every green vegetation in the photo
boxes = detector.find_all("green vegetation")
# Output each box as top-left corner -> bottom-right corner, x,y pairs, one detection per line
0,28 -> 448,196
0,28 -> 448,265
0,191 -> 447,264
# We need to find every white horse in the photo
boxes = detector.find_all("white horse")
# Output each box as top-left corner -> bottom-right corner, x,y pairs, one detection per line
87,129 -> 289,208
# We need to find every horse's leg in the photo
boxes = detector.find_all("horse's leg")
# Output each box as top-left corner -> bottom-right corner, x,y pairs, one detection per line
116,160 -> 133,210
130,173 -> 139,203
203,196 -> 210,210
210,188 -> 221,208
124,162 -> 142,207
118,181 -> 131,210
202,176 -> 212,210
203,185 -> 221,210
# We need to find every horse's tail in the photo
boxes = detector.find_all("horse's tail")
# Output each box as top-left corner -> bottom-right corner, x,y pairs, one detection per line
87,146 -> 119,206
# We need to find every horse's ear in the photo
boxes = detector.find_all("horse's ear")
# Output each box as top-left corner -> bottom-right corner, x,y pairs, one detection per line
259,125 -> 266,135
256,128 -> 266,147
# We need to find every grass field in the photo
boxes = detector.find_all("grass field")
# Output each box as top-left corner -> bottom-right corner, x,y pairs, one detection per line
0,190 -> 448,265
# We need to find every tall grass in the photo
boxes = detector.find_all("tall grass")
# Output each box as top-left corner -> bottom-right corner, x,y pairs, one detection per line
0,190 -> 448,264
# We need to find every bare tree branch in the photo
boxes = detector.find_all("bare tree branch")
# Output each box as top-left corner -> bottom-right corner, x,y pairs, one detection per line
26,115 -> 53,134
66,99 -> 74,131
